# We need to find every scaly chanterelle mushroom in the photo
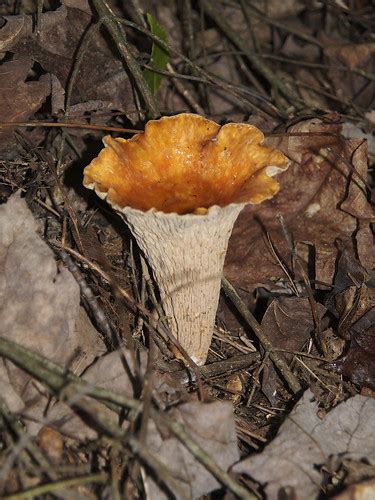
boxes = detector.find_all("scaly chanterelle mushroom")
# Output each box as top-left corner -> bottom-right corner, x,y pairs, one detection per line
83,113 -> 288,365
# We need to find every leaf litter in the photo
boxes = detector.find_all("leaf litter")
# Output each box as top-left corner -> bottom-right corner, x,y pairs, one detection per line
0,0 -> 375,498
233,389 -> 375,499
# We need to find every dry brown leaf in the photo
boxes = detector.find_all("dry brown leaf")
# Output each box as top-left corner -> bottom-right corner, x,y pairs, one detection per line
0,57 -> 50,151
329,302 -> 375,390
260,297 -> 326,402
0,193 -> 104,415
225,117 -> 374,291
325,43 -> 375,71
261,298 -> 326,351
34,349 -> 148,441
234,389 -> 375,499
323,247 -> 375,390
1,5 -> 136,114
145,400 -> 239,499
295,68 -> 330,109
322,37 -> 375,109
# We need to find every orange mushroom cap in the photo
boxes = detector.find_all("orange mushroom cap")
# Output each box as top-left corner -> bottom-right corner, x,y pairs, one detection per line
83,113 -> 288,215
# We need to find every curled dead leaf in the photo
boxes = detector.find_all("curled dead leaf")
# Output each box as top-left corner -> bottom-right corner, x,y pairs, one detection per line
225,117 -> 374,291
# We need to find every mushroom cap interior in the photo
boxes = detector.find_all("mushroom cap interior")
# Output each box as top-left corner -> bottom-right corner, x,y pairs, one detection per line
83,113 -> 288,215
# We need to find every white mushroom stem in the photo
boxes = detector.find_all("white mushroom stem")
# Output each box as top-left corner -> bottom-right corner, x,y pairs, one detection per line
122,204 -> 245,365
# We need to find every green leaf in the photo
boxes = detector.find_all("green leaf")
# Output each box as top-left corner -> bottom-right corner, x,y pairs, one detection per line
143,13 -> 170,95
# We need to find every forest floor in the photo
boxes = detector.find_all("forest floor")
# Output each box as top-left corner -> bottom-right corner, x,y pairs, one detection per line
0,1 -> 374,499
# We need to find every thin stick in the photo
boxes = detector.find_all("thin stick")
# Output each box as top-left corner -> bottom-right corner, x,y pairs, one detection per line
2,473 -> 108,499
128,437 -> 190,500
0,338 -> 254,499
0,337 -> 140,413
58,249 -> 115,343
221,277 -> 302,394
155,411 -> 256,500
167,63 -> 205,115
111,16 -> 283,118
200,0 -> 303,109
0,401 -> 59,484
91,1 -> 159,117
243,3 -> 324,48
0,121 -> 140,134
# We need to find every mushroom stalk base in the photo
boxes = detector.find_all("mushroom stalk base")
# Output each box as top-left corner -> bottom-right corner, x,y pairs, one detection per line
123,204 -> 244,365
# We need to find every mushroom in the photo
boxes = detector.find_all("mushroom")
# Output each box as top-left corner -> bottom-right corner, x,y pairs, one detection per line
83,113 -> 288,365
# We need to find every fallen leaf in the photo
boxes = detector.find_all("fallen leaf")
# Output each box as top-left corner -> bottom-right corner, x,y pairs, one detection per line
324,247 -> 368,317
33,349 -> 148,440
234,389 -> 375,499
329,310 -> 375,391
323,37 -> 375,109
0,56 -> 50,151
145,400 -> 240,499
336,286 -> 375,340
225,117 -> 374,292
260,297 -> 326,402
323,248 -> 375,390
1,5 -> 136,115
261,297 -> 326,353
325,42 -> 375,71
0,192 -> 104,414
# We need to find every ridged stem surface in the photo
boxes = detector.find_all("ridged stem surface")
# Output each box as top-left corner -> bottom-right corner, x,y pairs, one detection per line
123,205 -> 244,365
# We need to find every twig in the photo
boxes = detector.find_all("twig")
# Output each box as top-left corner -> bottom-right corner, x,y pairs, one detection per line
0,338 -> 254,499
0,121 -> 139,134
2,473 -> 108,499
159,352 -> 260,385
128,437 -> 190,500
127,0 -> 147,27
111,16 -> 284,119
200,0 -> 303,110
167,62 -> 205,115
221,277 -> 302,394
35,0 -> 43,33
155,412 -> 256,500
0,400 -> 59,484
261,54 -> 375,81
91,1 -> 159,117
58,249 -> 115,343
243,3 -> 324,48
0,337 -> 140,413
